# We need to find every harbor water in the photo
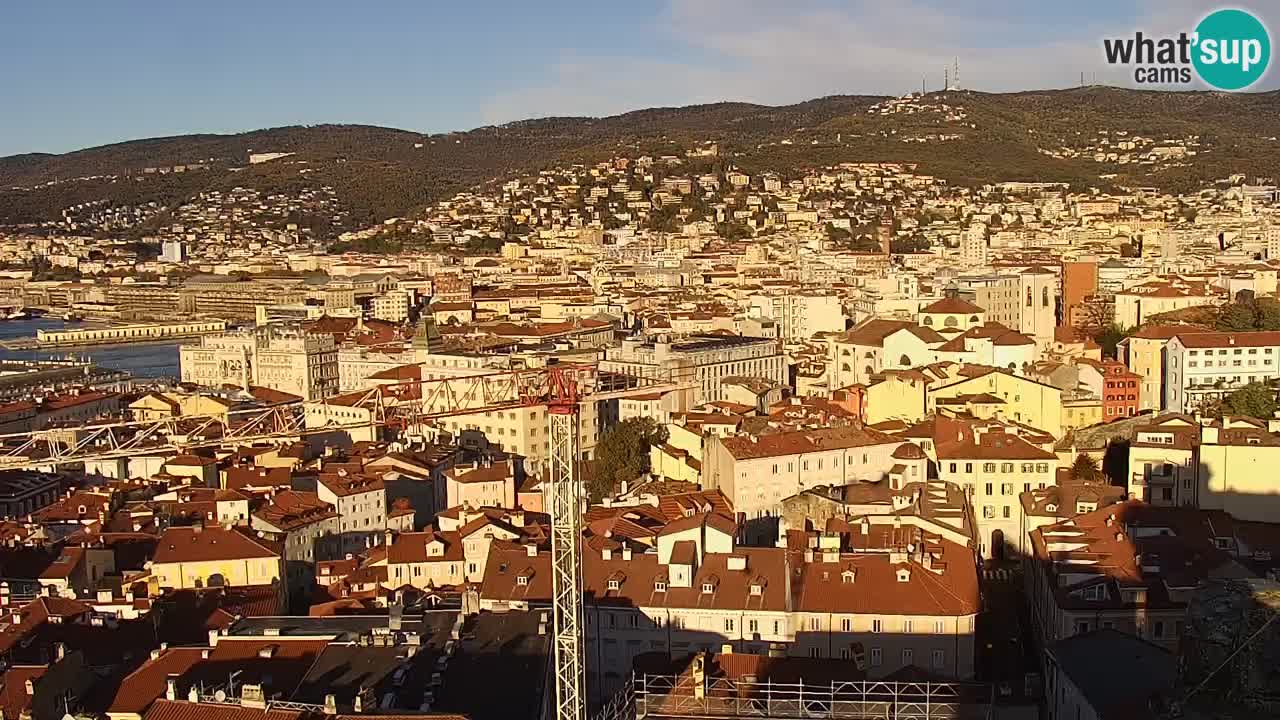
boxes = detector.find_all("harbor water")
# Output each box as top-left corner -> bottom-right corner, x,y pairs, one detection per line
0,318 -> 180,378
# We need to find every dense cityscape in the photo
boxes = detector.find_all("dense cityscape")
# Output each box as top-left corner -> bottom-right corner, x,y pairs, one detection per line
3,13 -> 1280,720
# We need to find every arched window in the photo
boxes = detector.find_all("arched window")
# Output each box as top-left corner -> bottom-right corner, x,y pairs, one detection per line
899,355 -> 912,366
1042,287 -> 1050,307
864,351 -> 874,359
1026,288 -> 1032,307
969,315 -> 979,323
923,316 -> 934,326
864,366 -> 874,377
842,363 -> 851,372
944,316 -> 958,328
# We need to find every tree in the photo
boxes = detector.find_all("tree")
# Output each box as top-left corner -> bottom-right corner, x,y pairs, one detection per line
1093,324 -> 1129,360
1069,453 -> 1103,484
1256,296 -> 1280,330
587,418 -> 669,502
1221,382 -> 1278,419
1216,302 -> 1257,331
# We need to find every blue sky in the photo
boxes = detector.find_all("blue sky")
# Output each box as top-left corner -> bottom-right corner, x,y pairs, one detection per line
2,0 -> 1273,156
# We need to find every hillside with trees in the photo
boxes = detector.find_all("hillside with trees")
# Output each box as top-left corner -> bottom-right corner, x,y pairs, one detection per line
5,88 -> 1280,230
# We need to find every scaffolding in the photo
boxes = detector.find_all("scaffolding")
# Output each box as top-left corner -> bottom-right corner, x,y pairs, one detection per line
633,673 -> 994,720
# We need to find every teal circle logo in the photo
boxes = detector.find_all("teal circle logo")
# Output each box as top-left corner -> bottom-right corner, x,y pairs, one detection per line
1192,9 -> 1270,90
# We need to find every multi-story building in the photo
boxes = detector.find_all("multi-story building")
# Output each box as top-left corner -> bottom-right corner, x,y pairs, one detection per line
703,426 -> 912,539
936,429 -> 1058,560
180,325 -> 339,400
1097,360 -> 1141,420
1026,502 -> 1253,657
0,471 -> 60,520
1059,261 -> 1097,330
250,490 -> 342,596
601,335 -> 785,406
960,223 -> 987,265
443,460 -> 517,510
150,525 -> 284,593
1113,279 -> 1220,330
371,289 -> 413,322
747,292 -> 845,341
1127,413 -> 1280,523
957,269 -> 1058,345
1117,325 -> 1207,412
480,519 -> 979,701
1162,330 -> 1280,412
315,465 -> 387,554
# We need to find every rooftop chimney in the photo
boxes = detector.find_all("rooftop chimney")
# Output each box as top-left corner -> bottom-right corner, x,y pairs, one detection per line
165,675 -> 178,701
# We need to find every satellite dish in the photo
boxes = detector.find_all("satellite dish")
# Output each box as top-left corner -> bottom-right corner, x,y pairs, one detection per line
214,690 -> 227,702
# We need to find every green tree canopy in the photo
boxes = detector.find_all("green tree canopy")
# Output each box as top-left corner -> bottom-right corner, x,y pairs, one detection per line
1220,382 -> 1278,419
1069,453 -> 1103,484
587,418 -> 669,502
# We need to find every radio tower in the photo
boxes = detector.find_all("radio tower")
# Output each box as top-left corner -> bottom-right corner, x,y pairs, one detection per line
953,57 -> 961,90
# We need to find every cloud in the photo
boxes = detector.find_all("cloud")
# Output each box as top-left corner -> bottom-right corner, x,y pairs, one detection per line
480,0 -> 1278,125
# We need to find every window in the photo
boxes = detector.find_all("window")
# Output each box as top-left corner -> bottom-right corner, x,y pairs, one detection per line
748,619 -> 758,633
1153,621 -> 1165,638
932,649 -> 945,670
810,617 -> 820,631
725,619 -> 735,633
903,620 -> 913,633
983,463 -> 996,473
809,647 -> 821,658
870,647 -> 883,667
934,620 -> 944,634
902,648 -> 914,666
841,618 -> 852,632
872,619 -> 883,633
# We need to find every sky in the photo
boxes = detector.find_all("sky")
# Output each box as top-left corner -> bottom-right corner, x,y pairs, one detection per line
2,0 -> 1275,157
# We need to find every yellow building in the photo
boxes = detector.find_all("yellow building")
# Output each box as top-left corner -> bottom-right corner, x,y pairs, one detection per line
151,526 -> 283,592
1061,396 -> 1103,432
929,369 -> 1063,437
649,423 -> 705,484
862,372 -> 929,424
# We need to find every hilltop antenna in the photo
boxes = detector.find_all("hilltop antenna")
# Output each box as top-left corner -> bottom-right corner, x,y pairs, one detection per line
944,67 -> 949,91
1080,71 -> 1085,88
922,75 -> 927,96
953,57 -> 960,90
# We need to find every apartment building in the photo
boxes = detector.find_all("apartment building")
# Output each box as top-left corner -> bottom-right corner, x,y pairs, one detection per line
1026,502 -> 1254,657
150,525 -> 284,592
601,335 -> 785,406
1117,324 -> 1207,412
250,490 -> 342,595
1127,413 -> 1280,523
1162,330 -> 1280,412
180,326 -> 339,400
703,426 -> 910,537
315,465 -> 387,554
1113,279 -> 1220,330
480,519 -> 979,701
444,460 -> 517,510
747,292 -> 845,341
937,430 -> 1058,559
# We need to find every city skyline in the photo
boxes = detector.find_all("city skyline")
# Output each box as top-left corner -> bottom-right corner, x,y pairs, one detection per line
4,0 -> 1273,157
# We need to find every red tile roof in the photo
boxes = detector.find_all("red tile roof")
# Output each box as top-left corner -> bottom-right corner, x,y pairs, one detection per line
152,526 -> 280,564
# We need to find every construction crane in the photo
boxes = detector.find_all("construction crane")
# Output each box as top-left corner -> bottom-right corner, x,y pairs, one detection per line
0,362 -> 677,720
